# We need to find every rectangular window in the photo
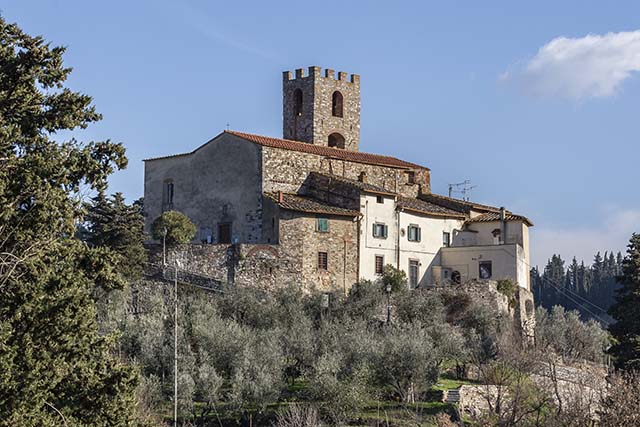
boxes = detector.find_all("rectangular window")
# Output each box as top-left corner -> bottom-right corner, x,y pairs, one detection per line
479,261 -> 492,280
409,260 -> 420,288
218,222 -> 231,244
443,231 -> 451,247
376,195 -> 384,204
168,183 -> 174,203
375,255 -> 384,275
406,171 -> 416,185
408,224 -> 421,242
317,218 -> 329,233
317,251 -> 328,270
372,223 -> 388,239
163,180 -> 174,208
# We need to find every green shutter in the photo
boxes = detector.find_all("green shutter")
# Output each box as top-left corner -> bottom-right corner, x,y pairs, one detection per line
317,218 -> 329,232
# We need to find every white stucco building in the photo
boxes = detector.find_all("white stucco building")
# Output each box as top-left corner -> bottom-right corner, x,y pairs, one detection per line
347,178 -> 533,289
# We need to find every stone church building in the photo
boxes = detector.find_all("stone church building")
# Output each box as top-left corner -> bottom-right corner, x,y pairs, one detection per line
144,66 -> 534,298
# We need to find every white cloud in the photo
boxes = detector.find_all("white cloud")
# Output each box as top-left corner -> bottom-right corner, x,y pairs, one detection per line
510,30 -> 640,99
530,209 -> 640,267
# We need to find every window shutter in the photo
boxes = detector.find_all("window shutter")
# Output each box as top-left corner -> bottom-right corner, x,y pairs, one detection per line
372,223 -> 376,236
417,227 -> 421,242
383,225 -> 388,238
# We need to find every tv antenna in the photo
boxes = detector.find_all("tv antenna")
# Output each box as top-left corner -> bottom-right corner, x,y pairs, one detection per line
448,180 -> 476,201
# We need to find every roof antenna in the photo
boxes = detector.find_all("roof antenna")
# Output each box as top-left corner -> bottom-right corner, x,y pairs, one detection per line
226,122 -> 230,131
448,180 -> 476,201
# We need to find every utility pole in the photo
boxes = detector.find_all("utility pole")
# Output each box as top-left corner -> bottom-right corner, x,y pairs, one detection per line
174,260 -> 178,427
162,227 -> 167,268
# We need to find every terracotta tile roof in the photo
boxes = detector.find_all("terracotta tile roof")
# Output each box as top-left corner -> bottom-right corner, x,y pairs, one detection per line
309,173 -> 464,218
465,212 -> 534,227
397,196 -> 466,218
420,193 -> 501,214
309,171 -> 396,196
228,131 -> 428,170
265,192 -> 360,217
144,130 -> 429,170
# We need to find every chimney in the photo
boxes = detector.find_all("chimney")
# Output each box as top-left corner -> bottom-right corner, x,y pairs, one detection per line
358,171 -> 367,183
278,191 -> 283,204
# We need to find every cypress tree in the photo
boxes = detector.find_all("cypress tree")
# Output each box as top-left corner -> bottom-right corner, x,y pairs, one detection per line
608,234 -> 640,370
83,192 -> 147,280
0,16 -> 137,426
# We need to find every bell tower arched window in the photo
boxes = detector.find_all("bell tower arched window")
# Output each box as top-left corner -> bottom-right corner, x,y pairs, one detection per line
331,91 -> 343,117
293,89 -> 303,116
328,132 -> 345,149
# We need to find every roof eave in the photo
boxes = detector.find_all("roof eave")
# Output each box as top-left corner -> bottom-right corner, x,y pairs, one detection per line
398,206 -> 467,219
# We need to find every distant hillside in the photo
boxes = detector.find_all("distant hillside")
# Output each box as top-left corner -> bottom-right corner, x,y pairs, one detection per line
530,251 -> 622,324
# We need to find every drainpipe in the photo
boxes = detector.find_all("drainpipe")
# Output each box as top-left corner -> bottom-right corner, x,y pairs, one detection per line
396,204 -> 402,269
500,207 -> 506,245
343,238 -> 347,296
356,215 -> 361,285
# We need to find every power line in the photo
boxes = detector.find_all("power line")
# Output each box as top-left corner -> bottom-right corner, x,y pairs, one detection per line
540,276 -> 611,326
496,247 -> 611,323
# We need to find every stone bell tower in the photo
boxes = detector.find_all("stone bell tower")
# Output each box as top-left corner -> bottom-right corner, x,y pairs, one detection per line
282,66 -> 360,151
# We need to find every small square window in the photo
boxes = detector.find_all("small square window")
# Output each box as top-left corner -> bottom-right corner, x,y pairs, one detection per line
373,223 -> 388,238
317,218 -> 329,232
406,171 -> 416,185
408,225 -> 421,242
442,232 -> 451,247
318,252 -> 328,270
376,195 -> 384,204
479,261 -> 492,279
375,255 -> 384,275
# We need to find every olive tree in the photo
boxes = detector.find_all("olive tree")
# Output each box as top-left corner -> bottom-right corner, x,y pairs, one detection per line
372,324 -> 440,403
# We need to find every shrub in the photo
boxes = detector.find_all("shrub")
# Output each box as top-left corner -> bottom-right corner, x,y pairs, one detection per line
151,210 -> 196,246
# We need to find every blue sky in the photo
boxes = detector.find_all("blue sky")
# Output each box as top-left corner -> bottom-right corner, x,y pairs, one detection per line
3,0 -> 639,266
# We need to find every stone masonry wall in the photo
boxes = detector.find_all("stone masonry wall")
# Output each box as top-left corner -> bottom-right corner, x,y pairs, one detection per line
283,66 -> 360,151
304,172 -> 362,211
262,145 -> 430,198
157,209 -> 358,294
281,210 -> 359,294
159,243 -> 301,292
144,134 -> 264,244
428,280 -> 535,343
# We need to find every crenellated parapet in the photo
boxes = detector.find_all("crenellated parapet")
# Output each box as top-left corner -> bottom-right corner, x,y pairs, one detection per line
283,66 -> 360,84
282,66 -> 361,151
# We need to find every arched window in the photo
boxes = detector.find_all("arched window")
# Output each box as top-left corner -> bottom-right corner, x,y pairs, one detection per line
331,91 -> 343,117
293,89 -> 303,116
328,133 -> 345,149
